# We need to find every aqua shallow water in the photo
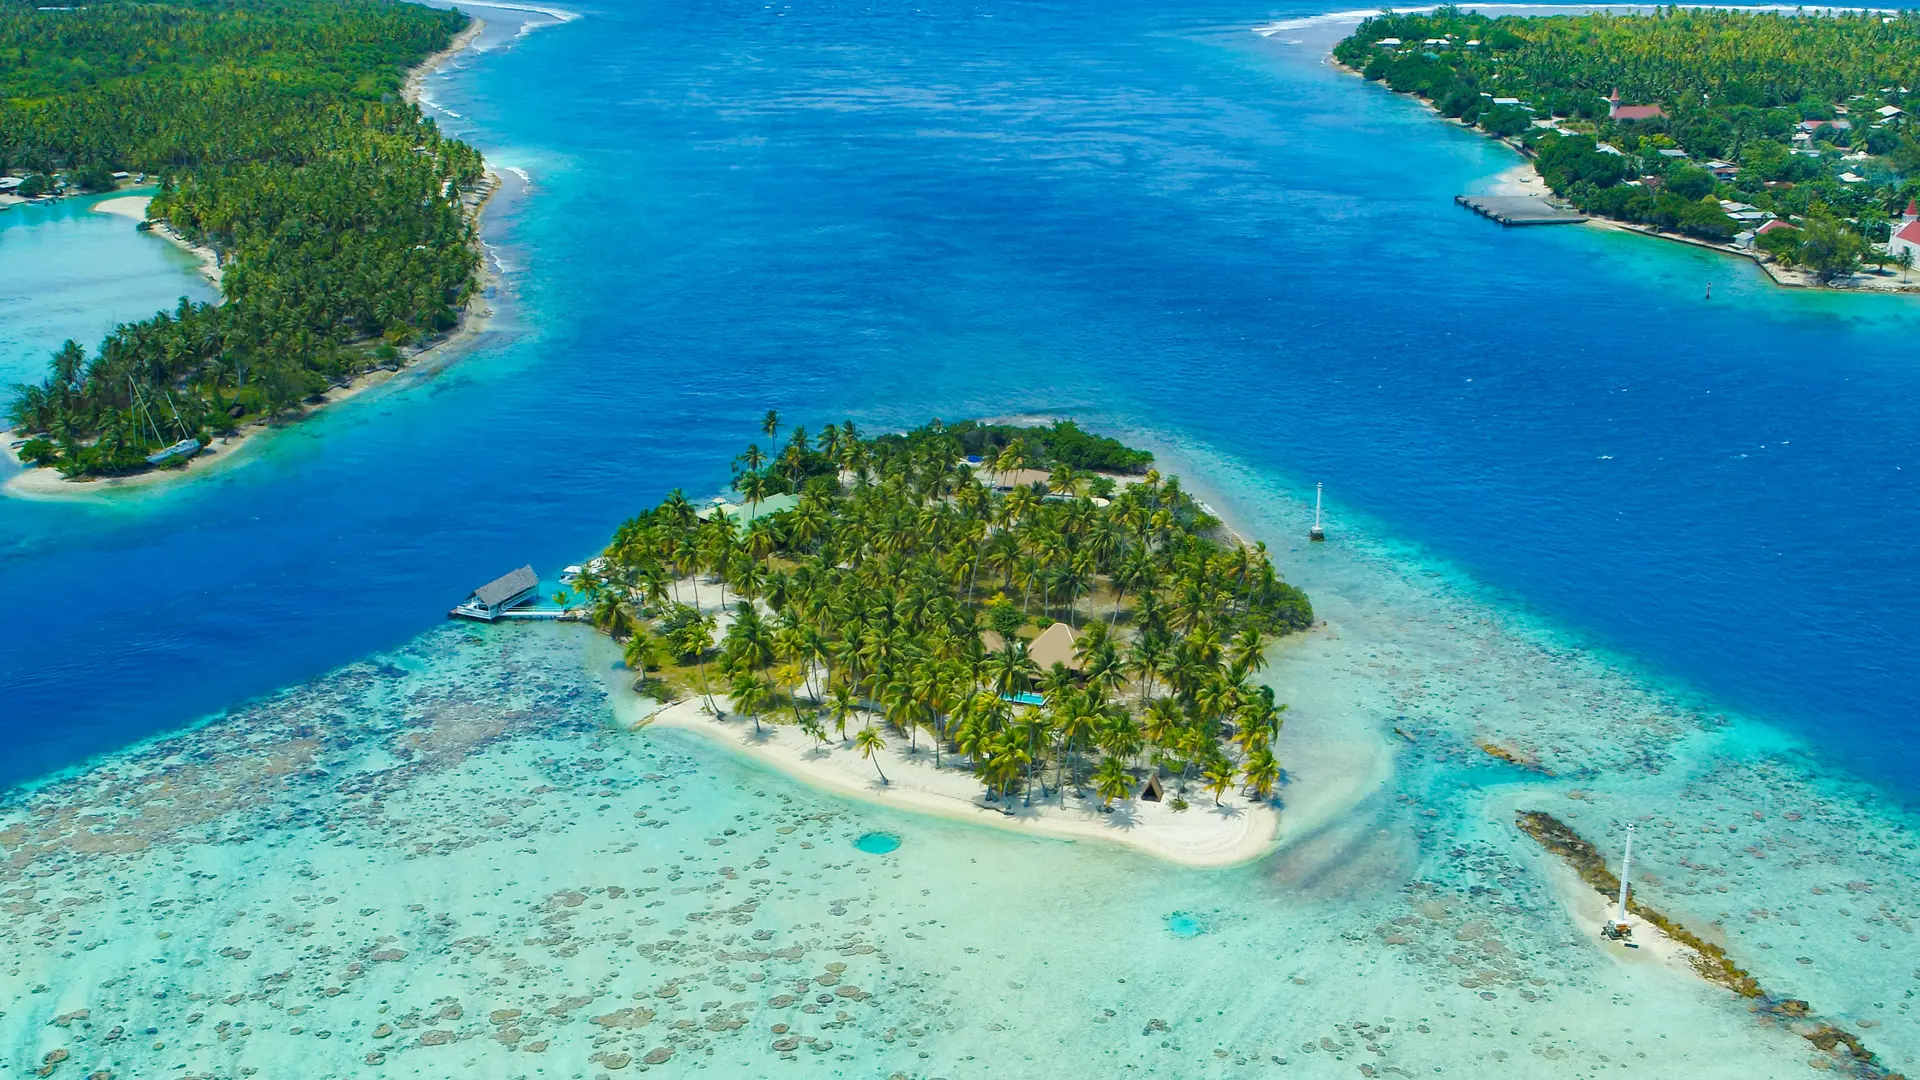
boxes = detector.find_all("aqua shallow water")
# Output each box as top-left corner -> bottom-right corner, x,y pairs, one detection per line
0,190 -> 216,388
4,0 -> 1920,1076
853,831 -> 901,855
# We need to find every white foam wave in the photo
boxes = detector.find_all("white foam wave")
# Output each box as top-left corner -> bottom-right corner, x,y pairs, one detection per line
482,239 -> 514,275
453,0 -> 581,22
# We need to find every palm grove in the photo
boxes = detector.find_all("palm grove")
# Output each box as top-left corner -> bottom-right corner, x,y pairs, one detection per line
573,419 -> 1314,810
3,0 -> 485,477
1335,8 -> 1920,278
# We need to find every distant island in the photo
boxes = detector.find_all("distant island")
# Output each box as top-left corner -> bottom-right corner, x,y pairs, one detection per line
571,417 -> 1313,864
2,0 -> 491,486
1335,9 -> 1920,289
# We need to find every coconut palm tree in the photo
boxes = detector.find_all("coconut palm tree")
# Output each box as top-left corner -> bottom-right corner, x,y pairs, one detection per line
981,730 -> 1030,804
675,612 -> 721,716
624,632 -> 663,693
828,683 -> 861,741
855,726 -> 888,784
1093,757 -> 1132,808
731,672 -> 771,736
1242,746 -> 1279,801
1202,755 -> 1237,806
990,639 -> 1039,698
1015,708 -> 1054,805
775,659 -> 810,724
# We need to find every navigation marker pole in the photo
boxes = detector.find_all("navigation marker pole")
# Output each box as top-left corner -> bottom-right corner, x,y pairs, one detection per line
1309,483 -> 1326,542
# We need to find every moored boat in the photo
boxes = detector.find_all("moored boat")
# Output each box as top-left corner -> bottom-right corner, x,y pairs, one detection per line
146,438 -> 203,467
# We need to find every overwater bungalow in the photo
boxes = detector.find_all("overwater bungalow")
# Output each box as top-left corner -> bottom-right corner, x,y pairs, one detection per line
451,565 -> 540,621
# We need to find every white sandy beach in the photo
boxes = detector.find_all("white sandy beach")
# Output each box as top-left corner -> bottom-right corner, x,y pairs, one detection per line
405,18 -> 486,104
623,692 -> 1280,867
1486,161 -> 1549,198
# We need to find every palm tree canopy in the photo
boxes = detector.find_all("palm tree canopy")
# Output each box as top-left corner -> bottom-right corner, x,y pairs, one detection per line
592,418 -> 1314,808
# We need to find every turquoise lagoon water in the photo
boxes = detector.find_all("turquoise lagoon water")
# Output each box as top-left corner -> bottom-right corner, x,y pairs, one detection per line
5,1 -> 1920,1077
0,190 -> 217,387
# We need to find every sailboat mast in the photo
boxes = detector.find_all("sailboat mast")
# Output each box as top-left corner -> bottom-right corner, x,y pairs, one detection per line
129,377 -> 163,444
1616,824 -> 1634,920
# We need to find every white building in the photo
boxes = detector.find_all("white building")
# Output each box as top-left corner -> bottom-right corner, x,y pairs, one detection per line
1887,200 -> 1920,264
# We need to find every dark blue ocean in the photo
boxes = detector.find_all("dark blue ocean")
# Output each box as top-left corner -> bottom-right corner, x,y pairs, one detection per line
3,0 -> 1917,805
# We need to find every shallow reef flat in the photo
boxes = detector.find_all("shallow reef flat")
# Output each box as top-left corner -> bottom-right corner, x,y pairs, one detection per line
1251,514 -> 1920,1076
0,605 -> 1906,1080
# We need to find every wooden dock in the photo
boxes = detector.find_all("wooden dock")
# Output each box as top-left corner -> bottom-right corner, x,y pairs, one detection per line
449,607 -> 576,622
1455,194 -> 1588,226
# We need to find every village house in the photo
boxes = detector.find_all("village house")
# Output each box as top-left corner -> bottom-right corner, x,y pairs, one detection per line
1796,119 -> 1851,138
1741,218 -> 1799,250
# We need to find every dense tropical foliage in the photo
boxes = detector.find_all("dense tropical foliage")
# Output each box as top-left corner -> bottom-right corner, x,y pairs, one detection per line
1335,7 -> 1920,275
575,418 -> 1313,810
3,0 -> 485,477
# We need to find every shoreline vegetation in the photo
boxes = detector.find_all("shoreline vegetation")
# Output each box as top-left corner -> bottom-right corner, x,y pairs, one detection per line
1,0 -> 500,494
1334,8 -> 1920,294
567,417 -> 1315,866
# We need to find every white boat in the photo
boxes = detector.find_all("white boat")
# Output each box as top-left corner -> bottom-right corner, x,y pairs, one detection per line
146,438 -> 202,466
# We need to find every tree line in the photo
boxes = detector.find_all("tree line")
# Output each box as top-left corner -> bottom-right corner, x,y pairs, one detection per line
573,418 -> 1315,810
3,0 -> 485,477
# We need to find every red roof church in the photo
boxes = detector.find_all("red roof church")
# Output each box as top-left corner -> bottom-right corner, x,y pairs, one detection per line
1607,89 -> 1667,122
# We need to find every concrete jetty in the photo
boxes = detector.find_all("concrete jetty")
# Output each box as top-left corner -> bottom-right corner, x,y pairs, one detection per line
1455,194 -> 1588,226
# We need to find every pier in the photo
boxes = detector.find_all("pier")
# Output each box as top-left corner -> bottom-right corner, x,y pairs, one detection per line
1455,194 -> 1588,226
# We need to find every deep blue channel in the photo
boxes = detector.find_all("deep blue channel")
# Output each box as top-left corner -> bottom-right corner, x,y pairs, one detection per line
1,0 -> 1916,800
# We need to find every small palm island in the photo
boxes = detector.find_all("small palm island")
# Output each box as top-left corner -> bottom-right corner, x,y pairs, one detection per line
566,418 -> 1313,865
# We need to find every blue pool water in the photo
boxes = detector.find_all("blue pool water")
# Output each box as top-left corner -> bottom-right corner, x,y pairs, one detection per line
0,0 -> 1917,804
